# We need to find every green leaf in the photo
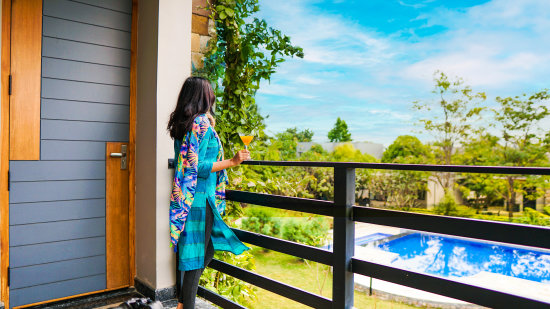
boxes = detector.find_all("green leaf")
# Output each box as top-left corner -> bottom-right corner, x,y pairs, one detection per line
225,8 -> 235,17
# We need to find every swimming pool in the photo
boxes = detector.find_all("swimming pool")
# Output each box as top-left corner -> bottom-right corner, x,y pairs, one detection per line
355,232 -> 391,246
376,233 -> 550,283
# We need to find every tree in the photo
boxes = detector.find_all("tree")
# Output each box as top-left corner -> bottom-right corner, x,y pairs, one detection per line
198,0 -> 304,155
493,90 -> 550,218
381,136 -> 433,210
273,127 -> 315,160
327,117 -> 352,142
381,135 -> 433,164
455,133 -> 506,211
413,71 -> 486,190
331,143 -> 376,162
294,128 -> 314,142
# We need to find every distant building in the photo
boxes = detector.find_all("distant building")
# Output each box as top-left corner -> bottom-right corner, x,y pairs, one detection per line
297,142 -> 385,159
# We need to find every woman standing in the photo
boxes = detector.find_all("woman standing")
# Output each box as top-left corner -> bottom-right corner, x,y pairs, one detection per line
167,77 -> 250,309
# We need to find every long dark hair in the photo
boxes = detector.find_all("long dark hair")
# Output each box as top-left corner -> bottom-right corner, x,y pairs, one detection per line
167,76 -> 215,140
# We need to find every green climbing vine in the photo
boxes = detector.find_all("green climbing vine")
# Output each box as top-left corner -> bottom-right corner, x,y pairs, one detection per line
196,0 -> 303,154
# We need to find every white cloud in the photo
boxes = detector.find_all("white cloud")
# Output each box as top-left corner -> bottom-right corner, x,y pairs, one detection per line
400,0 -> 550,88
402,50 -> 544,88
259,1 -> 395,67
257,83 -> 294,97
297,94 -> 318,99
398,0 -> 436,9
256,0 -> 550,145
460,0 -> 550,32
294,75 -> 324,85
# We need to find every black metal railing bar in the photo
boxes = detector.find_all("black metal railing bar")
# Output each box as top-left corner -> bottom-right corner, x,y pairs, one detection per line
169,158 -> 550,175
208,259 -> 333,309
232,228 -> 333,265
227,190 -> 333,217
351,259 -> 549,309
353,206 -> 550,250
241,160 -> 550,175
197,286 -> 245,309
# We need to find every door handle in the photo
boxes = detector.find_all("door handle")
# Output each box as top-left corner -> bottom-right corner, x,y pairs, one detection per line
110,145 -> 127,169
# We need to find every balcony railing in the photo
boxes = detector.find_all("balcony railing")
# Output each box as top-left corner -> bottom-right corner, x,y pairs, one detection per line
172,160 -> 550,309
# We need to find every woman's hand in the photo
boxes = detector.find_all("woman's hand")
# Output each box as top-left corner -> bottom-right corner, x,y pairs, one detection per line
211,150 -> 251,173
231,149 -> 250,166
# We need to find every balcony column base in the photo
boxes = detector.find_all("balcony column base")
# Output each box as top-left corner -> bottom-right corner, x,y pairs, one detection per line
134,277 -> 175,302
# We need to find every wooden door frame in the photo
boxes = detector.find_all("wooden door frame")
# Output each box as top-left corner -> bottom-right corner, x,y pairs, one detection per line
1,0 -> 11,305
128,0 -> 137,290
0,0 -> 138,306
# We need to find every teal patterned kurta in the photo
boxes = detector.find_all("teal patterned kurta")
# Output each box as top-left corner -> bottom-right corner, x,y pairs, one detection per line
174,125 -> 250,271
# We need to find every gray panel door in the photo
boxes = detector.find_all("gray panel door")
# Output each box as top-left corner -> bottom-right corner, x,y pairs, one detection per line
9,0 -> 132,307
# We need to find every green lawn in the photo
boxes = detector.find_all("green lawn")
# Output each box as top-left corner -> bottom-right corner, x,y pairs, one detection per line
247,245 -> 421,309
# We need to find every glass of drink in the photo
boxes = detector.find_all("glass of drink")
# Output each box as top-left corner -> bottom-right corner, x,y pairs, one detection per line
238,129 -> 255,160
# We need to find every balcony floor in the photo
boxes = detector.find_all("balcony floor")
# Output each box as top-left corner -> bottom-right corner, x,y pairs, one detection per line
161,298 -> 216,309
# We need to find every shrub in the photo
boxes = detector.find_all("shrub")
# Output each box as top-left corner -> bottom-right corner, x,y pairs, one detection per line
282,217 -> 329,247
434,190 -> 459,216
200,250 -> 256,306
544,205 -> 550,216
517,207 -> 550,226
241,207 -> 282,238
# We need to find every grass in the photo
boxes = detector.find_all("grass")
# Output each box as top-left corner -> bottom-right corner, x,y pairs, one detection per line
246,245 -> 420,309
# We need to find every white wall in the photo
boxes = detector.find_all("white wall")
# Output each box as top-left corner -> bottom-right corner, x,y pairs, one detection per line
155,0 -> 192,289
426,177 -> 443,209
135,0 -> 192,291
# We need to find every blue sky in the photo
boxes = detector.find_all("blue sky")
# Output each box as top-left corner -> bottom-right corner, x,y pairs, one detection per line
254,0 -> 550,146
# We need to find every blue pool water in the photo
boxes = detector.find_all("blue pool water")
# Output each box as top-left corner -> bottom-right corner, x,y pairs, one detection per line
377,233 -> 550,283
355,233 -> 391,246
324,233 -> 391,250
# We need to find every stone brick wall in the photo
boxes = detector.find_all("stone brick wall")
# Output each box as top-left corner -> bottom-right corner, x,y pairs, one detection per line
191,0 -> 214,69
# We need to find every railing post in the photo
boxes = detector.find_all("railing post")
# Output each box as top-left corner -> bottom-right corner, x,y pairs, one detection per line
333,167 -> 355,309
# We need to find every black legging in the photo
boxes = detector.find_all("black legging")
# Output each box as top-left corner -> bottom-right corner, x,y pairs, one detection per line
176,202 -> 215,307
